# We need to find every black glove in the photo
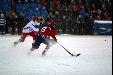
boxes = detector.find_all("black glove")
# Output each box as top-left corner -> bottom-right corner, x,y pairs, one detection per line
54,39 -> 57,42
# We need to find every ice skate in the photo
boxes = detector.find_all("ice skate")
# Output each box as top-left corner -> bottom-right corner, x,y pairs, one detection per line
42,50 -> 46,56
14,41 -> 18,46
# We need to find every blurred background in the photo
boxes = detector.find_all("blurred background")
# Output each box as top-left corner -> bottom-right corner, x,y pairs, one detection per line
0,0 -> 112,35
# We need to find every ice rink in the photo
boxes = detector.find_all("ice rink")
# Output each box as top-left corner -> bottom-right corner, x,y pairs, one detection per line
0,35 -> 112,75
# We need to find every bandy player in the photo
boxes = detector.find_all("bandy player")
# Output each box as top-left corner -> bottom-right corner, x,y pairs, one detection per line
14,16 -> 40,46
29,19 -> 57,55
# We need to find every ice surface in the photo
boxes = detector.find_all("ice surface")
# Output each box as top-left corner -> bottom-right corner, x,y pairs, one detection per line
0,35 -> 112,75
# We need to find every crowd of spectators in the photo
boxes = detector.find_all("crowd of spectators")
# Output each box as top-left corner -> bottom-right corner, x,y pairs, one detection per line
0,0 -> 112,35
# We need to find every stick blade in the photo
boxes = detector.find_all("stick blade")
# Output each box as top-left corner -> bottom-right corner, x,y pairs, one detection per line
72,53 -> 81,57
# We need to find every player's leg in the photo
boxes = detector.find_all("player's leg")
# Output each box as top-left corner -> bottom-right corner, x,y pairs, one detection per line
14,33 -> 28,46
42,38 -> 51,55
42,45 -> 50,56
30,35 -> 43,52
29,32 -> 37,43
42,38 -> 57,55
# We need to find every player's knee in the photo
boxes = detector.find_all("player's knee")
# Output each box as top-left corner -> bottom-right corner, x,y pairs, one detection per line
45,45 -> 50,50
32,43 -> 39,49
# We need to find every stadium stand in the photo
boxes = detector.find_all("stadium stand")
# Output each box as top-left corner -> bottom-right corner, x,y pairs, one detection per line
0,0 -> 112,35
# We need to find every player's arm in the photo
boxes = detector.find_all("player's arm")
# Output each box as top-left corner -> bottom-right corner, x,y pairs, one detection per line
31,25 -> 39,32
52,36 -> 57,41
50,30 -> 57,42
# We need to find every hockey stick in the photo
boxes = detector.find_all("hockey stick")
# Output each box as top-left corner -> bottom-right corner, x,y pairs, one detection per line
57,42 -> 81,57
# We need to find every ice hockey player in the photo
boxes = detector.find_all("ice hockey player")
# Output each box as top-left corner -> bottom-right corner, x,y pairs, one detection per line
29,19 -> 57,55
14,16 -> 40,46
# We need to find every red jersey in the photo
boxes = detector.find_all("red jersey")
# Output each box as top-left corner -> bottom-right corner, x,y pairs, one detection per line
39,27 -> 57,40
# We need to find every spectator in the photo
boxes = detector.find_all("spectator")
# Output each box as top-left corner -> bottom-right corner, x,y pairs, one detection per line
0,0 -> 112,35
6,10 -> 20,35
0,13 -> 6,35
79,7 -> 88,19
16,13 -> 26,35
100,12 -> 109,20
40,6 -> 49,19
68,1 -> 80,17
52,0 -> 61,8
